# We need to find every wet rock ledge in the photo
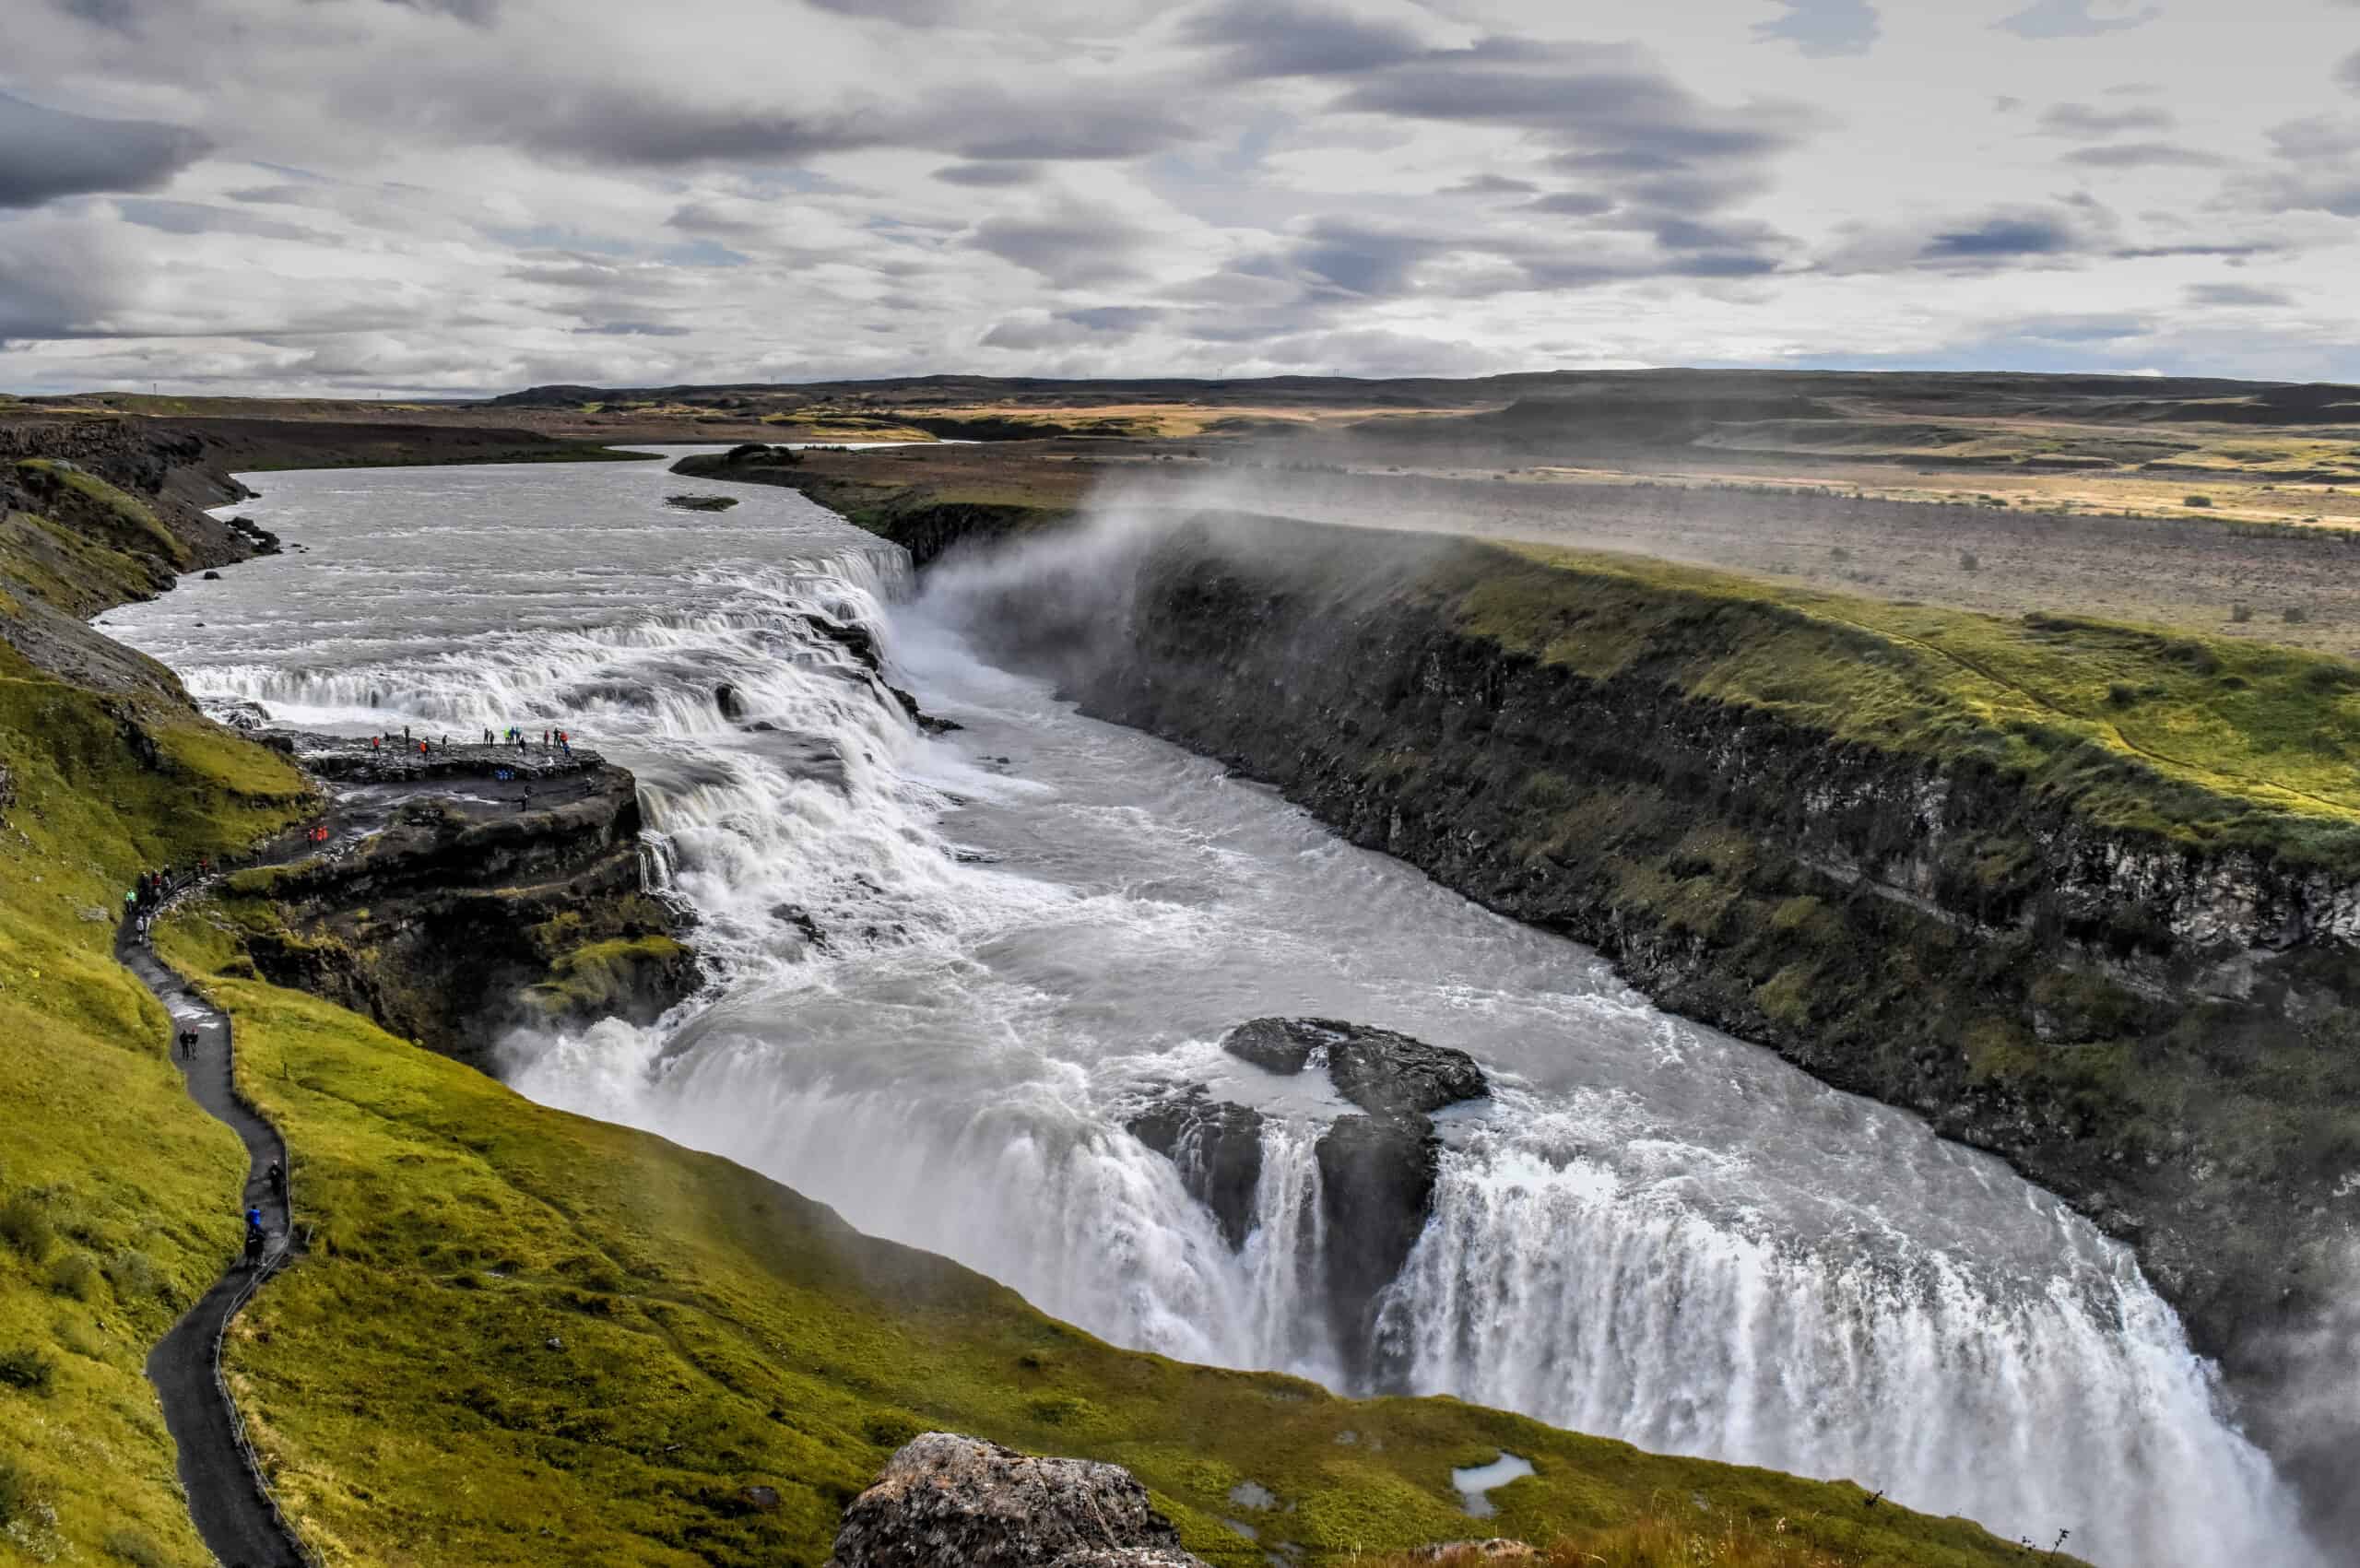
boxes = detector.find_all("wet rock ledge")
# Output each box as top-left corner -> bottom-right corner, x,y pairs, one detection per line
1128,1018 -> 1489,1385
220,729 -> 696,1066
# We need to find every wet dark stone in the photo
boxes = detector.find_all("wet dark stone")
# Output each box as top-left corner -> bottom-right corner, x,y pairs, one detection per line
1127,1091 -> 1266,1251
1315,1111 -> 1440,1388
1221,1018 -> 1488,1116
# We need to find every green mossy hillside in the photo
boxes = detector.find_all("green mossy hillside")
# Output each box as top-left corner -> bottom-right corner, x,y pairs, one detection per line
1422,539 -> 2360,872
0,651 -> 314,1563
150,909 -> 2059,1568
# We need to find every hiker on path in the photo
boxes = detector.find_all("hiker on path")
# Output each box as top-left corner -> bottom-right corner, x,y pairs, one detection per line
267,1160 -> 286,1199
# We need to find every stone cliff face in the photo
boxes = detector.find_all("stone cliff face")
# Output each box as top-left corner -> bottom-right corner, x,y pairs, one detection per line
225,746 -> 695,1065
929,512 -> 2359,1454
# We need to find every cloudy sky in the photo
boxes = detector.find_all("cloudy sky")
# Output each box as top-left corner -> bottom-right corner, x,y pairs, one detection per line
2,0 -> 2357,395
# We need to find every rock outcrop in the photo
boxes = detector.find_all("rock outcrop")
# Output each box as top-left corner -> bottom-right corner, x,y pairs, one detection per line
825,1433 -> 1208,1568
1126,1091 -> 1265,1251
1316,1110 -> 1440,1384
1130,1019 -> 1484,1385
1222,1017 -> 1489,1115
227,737 -> 695,1065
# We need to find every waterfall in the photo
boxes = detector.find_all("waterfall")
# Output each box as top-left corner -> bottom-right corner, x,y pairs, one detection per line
102,458 -> 2324,1568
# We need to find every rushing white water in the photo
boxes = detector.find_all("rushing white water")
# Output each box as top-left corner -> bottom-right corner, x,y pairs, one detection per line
103,452 -> 2323,1567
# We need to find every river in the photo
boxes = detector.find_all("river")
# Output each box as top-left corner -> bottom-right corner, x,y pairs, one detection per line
102,450 -> 2319,1567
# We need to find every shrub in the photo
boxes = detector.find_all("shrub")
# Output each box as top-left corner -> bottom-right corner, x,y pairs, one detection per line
102,1528 -> 169,1568
1959,549 -> 1980,572
2284,606 -> 2309,625
2185,494 -> 2214,507
2107,682 -> 2137,707
45,1253 -> 98,1301
0,1345 -> 54,1395
0,1195 -> 53,1262
103,1248 -> 160,1302
0,1455 -> 25,1525
2230,603 -> 2254,623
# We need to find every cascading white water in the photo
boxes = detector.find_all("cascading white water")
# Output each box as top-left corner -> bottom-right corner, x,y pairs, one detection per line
100,452 -> 2326,1568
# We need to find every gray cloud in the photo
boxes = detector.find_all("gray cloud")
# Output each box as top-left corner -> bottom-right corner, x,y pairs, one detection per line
1325,37 -> 1815,245
2061,141 -> 2224,168
968,206 -> 1150,286
114,197 -> 320,241
2253,113 -> 2360,217
49,0 -> 140,29
2267,114 -> 2360,161
1178,0 -> 1426,77
2040,102 -> 2176,136
2341,50 -> 2360,93
2005,312 -> 2149,341
934,162 -> 1044,187
2188,282 -> 2295,307
0,216 -> 137,340
1997,1 -> 2164,40
1445,173 -> 1540,195
1527,190 -> 1617,216
803,0 -> 964,22
1821,199 -> 2122,275
1060,305 -> 1162,332
939,92 -> 1196,161
1753,0 -> 1882,58
1927,212 -> 2084,259
979,313 -> 1092,350
377,0 -> 500,23
574,321 -> 693,336
0,90 -> 212,208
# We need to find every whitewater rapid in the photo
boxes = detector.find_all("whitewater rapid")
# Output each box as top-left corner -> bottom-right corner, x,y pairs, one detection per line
101,452 -> 2321,1567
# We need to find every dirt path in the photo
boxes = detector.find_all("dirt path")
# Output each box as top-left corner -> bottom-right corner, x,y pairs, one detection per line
120,885 -> 312,1568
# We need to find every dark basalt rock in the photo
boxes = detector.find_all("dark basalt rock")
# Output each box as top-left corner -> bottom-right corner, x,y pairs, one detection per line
1126,1091 -> 1265,1250
1221,1017 -> 1489,1116
1315,1111 -> 1441,1388
715,683 -> 746,720
825,1432 -> 1203,1568
235,737 -> 693,1066
803,612 -> 882,674
887,682 -> 963,735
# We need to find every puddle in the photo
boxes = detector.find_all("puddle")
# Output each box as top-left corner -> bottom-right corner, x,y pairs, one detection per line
1451,1453 -> 1534,1518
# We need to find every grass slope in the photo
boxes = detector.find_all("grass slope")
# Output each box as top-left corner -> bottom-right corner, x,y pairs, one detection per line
1439,540 -> 2360,870
0,652 -> 313,1564
148,909 -> 2055,1568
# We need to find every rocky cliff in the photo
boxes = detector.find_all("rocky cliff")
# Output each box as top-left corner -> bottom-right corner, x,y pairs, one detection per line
217,737 -> 695,1065
919,508 -> 2360,1503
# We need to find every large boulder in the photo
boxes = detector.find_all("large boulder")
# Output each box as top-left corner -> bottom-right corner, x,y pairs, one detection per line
1127,1091 -> 1265,1250
1316,1112 -> 1442,1387
1221,1018 -> 1488,1116
827,1433 -> 1205,1568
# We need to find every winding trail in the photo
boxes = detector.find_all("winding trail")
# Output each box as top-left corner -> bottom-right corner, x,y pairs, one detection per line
119,891 -> 312,1568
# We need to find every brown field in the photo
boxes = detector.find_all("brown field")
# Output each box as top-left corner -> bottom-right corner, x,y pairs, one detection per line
778,440 -> 2360,657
